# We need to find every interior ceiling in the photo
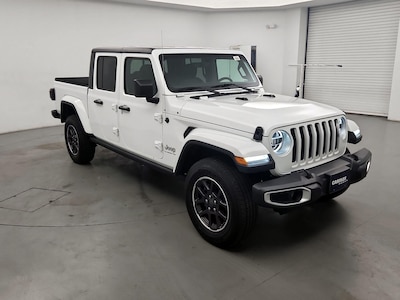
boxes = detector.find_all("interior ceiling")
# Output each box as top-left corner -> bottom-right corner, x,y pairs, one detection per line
100,0 -> 354,10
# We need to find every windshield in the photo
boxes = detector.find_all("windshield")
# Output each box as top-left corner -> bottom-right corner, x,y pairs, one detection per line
160,53 -> 259,93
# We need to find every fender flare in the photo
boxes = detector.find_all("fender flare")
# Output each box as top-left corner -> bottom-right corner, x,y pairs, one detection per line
175,128 -> 274,175
61,96 -> 93,134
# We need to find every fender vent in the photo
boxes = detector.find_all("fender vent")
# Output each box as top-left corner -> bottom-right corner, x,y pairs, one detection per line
183,127 -> 195,138
253,126 -> 264,141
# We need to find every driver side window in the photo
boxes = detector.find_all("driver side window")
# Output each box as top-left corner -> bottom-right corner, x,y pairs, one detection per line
124,57 -> 157,96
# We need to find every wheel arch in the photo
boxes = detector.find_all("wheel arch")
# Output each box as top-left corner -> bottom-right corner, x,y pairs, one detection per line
175,128 -> 274,176
61,96 -> 92,134
175,141 -> 235,176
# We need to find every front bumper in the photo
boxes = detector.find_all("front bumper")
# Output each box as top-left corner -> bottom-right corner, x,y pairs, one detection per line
252,148 -> 372,208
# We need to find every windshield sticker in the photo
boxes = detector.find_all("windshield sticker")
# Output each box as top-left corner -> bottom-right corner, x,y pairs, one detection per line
233,56 -> 241,61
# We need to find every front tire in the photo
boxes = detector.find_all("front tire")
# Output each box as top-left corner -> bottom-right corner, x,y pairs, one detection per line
185,158 -> 256,249
64,115 -> 95,164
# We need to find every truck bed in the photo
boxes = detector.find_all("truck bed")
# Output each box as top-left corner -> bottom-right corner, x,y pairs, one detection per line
55,77 -> 88,87
52,77 -> 90,120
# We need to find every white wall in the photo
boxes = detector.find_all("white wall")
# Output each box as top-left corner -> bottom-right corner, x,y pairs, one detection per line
207,8 -> 307,95
0,0 -> 209,134
0,0 -> 306,134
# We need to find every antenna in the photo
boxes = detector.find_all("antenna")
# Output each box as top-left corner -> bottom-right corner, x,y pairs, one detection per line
160,30 -> 166,77
289,63 -> 343,98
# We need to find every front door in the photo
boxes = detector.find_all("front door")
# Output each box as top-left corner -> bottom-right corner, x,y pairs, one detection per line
118,55 -> 163,161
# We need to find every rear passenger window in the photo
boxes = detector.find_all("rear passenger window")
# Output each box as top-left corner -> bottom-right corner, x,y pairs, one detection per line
97,56 -> 117,92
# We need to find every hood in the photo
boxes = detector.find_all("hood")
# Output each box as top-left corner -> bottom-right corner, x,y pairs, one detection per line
179,93 -> 344,136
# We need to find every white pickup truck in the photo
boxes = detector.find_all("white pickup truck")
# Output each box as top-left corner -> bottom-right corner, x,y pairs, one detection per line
50,47 -> 371,248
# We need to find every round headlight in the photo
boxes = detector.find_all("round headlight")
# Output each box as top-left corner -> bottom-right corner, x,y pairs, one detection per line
271,130 -> 292,156
338,117 -> 347,140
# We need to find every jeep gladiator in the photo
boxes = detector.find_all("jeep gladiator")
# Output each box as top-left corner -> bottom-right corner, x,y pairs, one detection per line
50,47 -> 372,248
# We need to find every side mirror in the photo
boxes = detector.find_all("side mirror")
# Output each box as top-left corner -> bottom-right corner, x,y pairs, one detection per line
134,80 -> 159,103
257,74 -> 263,85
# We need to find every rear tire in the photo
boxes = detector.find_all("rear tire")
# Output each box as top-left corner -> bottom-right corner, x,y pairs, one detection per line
185,157 -> 256,249
64,115 -> 95,164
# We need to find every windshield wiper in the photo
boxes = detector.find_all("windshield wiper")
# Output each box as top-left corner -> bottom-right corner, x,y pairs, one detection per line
173,86 -> 209,93
172,86 -> 223,99
209,83 -> 258,93
179,84 -> 258,99
189,89 -> 222,99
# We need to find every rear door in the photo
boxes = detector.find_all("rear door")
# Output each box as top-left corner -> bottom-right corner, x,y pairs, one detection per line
88,53 -> 120,145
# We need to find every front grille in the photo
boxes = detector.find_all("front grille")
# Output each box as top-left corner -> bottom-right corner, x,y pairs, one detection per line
290,118 -> 341,167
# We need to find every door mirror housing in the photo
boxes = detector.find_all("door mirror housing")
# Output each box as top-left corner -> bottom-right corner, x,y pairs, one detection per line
134,80 -> 159,103
257,74 -> 263,85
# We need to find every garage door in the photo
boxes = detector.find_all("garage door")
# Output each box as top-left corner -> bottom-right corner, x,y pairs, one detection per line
304,0 -> 400,116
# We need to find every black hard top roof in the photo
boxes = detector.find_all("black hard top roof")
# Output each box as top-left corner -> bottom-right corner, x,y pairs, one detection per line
92,47 -> 154,54
91,47 -> 234,54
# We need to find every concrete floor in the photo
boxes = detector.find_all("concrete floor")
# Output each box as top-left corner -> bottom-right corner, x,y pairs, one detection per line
0,114 -> 399,300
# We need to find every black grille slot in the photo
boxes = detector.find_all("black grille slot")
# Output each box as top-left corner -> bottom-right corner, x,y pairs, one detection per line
322,121 -> 328,155
334,119 -> 339,150
299,126 -> 306,161
307,125 -> 314,159
291,128 -> 297,163
315,123 -> 322,157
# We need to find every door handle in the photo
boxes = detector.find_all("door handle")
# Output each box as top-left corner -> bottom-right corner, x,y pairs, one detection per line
94,99 -> 103,105
118,105 -> 130,112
